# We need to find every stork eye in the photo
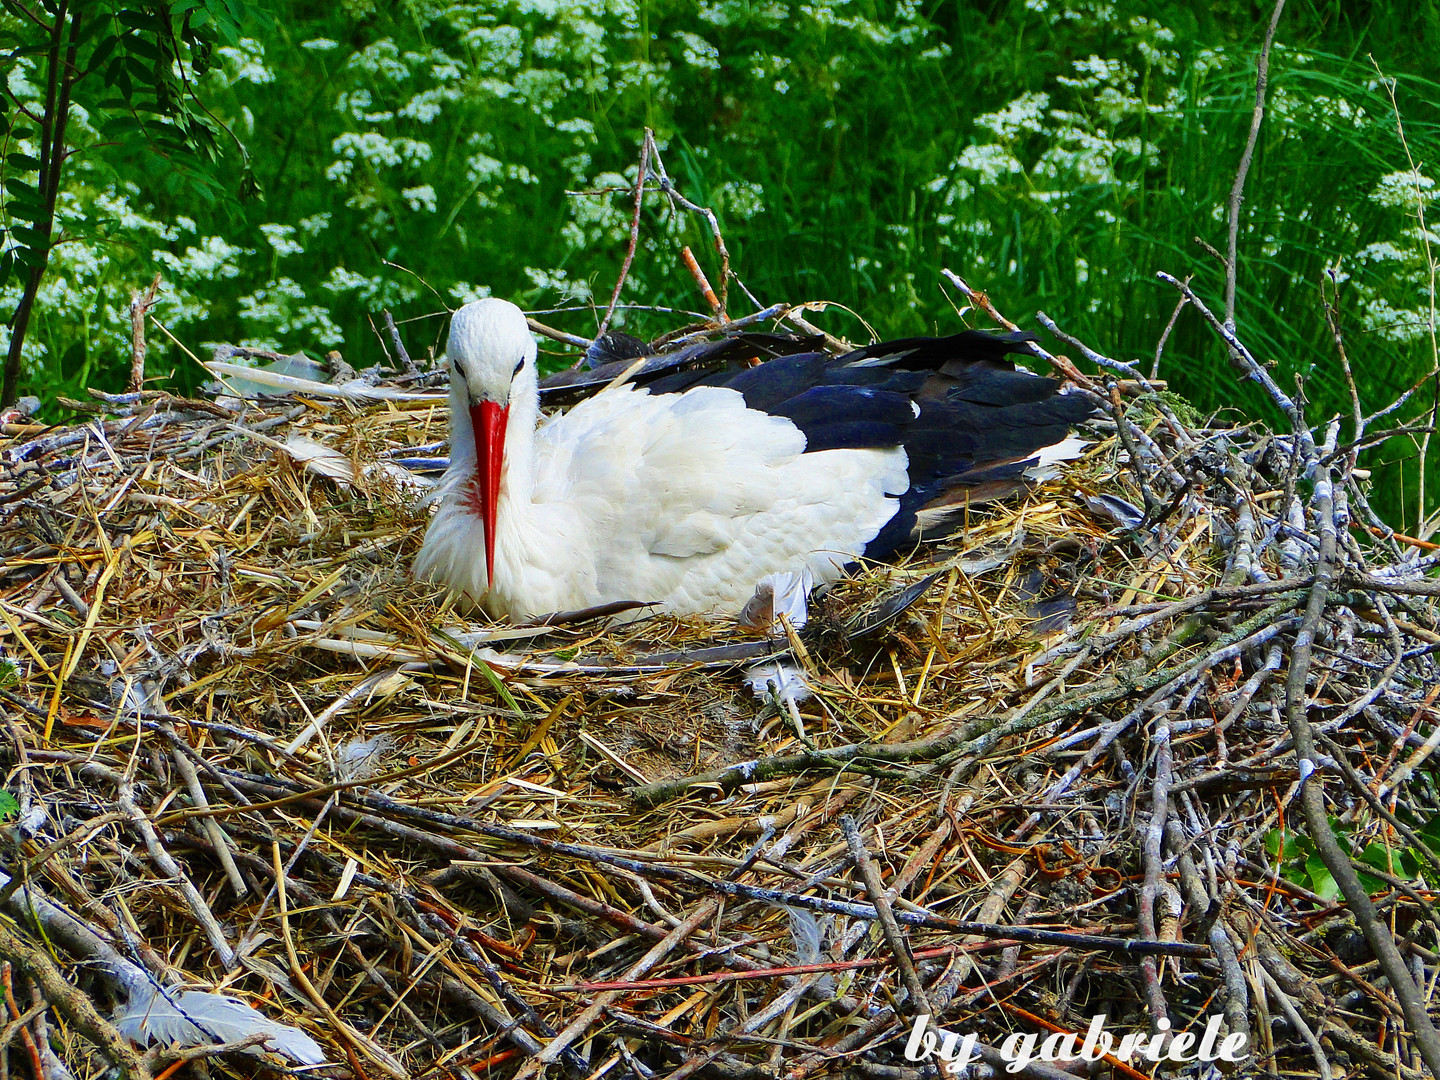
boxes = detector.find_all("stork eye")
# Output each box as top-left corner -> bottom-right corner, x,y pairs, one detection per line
513,358 -> 525,376
452,357 -> 466,377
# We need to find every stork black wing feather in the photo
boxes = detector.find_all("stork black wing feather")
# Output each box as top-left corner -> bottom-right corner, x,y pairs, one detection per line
835,329 -> 1040,367
722,353 -> 829,411
584,330 -> 650,370
540,333 -> 822,402
821,364 -> 930,395
642,367 -> 735,396
792,420 -> 909,453
769,385 -> 918,431
946,368 -> 1065,407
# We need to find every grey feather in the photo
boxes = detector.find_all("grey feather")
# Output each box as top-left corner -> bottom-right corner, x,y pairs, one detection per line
113,987 -> 326,1065
785,906 -> 823,965
781,906 -> 836,996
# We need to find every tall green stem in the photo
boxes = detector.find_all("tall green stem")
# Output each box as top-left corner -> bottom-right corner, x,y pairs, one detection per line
2,0 -> 75,407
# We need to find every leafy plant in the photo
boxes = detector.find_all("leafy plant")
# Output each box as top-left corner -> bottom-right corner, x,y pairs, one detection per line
1266,818 -> 1440,900
0,0 -> 263,405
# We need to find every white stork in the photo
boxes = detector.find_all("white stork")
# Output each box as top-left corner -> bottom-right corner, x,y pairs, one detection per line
414,298 -> 1091,621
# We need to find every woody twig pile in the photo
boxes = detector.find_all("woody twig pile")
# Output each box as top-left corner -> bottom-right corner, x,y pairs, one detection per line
0,267 -> 1438,1080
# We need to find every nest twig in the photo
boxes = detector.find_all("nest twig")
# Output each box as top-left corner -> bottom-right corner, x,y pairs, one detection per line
0,270 -> 1438,1080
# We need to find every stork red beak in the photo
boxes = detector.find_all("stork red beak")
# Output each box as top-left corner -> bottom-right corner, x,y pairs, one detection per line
470,400 -> 509,589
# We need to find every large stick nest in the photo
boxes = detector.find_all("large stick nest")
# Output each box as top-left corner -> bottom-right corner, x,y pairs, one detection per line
1,278 -> 1438,1080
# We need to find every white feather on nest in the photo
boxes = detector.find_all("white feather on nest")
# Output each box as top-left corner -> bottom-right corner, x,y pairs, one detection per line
736,568 -> 814,633
282,434 -> 433,493
113,987 -> 326,1065
1021,435 -> 1090,481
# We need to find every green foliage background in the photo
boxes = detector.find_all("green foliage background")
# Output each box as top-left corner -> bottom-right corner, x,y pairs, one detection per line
4,0 -> 1439,528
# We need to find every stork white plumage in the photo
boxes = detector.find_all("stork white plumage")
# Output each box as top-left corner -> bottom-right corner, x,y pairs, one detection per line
414,298 -> 1091,621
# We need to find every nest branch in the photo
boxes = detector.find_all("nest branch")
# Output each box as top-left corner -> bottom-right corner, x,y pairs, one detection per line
2,244 -> 1439,1079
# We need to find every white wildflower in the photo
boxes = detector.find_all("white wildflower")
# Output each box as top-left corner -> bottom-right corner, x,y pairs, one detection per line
1371,170 -> 1438,210
1358,241 -> 1411,263
464,25 -> 524,73
449,281 -> 493,304
336,89 -> 373,121
216,39 -> 273,85
329,132 -> 433,171
975,91 -> 1050,140
557,117 -> 595,139
400,87 -> 460,124
466,153 -> 503,184
402,185 -> 438,213
239,278 -> 345,348
715,179 -> 765,219
674,31 -> 720,70
154,236 -> 250,280
524,267 -> 592,302
323,266 -> 371,293
1361,297 -> 1434,342
259,223 -> 303,257
348,38 -> 410,80
955,144 -> 1023,184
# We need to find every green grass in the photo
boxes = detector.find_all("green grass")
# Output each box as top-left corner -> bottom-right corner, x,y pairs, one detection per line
3,0 -> 1438,527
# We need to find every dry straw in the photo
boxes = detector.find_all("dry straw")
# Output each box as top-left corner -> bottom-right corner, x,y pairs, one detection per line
1,264 -> 1438,1080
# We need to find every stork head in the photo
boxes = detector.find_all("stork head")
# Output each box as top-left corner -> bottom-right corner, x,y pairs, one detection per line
446,298 -> 538,589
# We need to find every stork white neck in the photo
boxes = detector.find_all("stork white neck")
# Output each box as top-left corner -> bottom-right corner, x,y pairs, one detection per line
444,299 -> 541,585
